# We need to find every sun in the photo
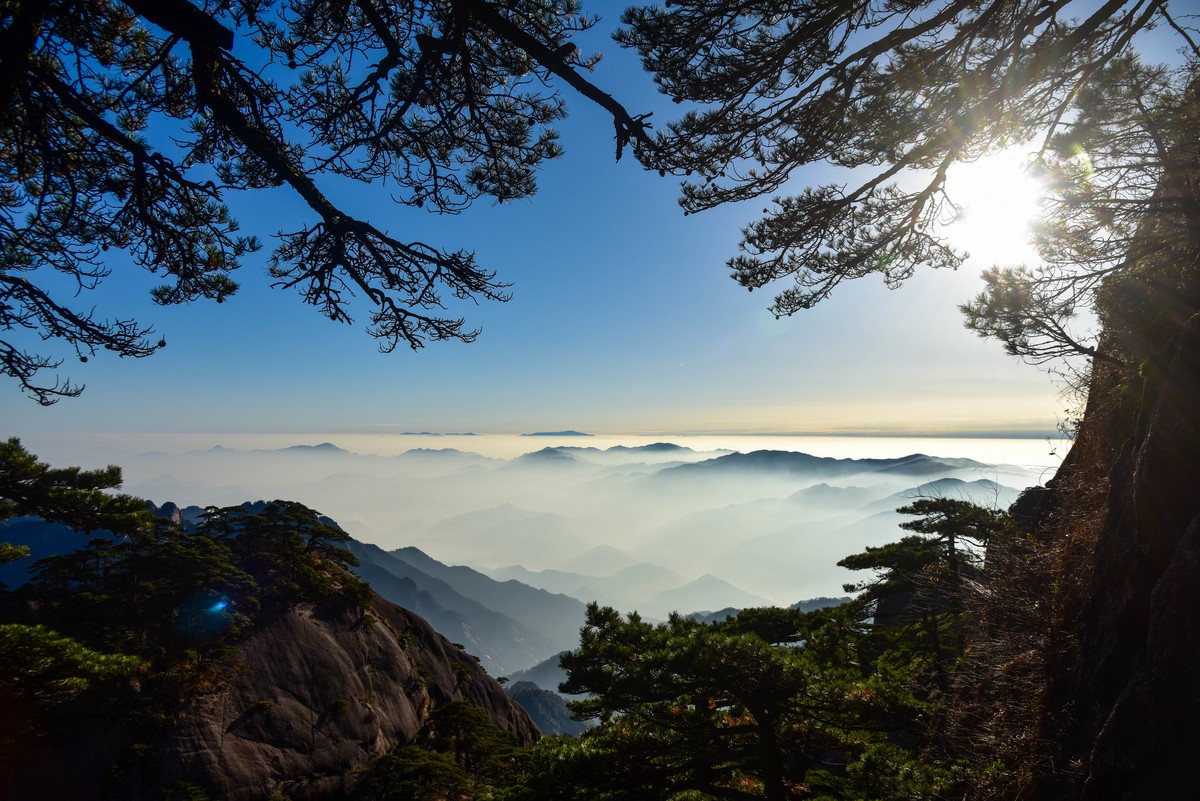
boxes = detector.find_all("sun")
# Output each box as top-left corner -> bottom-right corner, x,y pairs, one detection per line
944,147 -> 1045,267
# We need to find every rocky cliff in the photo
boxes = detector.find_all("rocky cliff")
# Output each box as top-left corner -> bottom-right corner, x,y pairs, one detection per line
1020,97 -> 1200,800
9,592 -> 537,801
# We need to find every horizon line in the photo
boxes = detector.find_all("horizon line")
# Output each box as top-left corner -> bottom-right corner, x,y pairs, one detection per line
12,427 -> 1069,441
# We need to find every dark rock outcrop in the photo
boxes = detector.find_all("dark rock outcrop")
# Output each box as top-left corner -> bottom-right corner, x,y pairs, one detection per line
1023,104 -> 1200,800
1067,319 -> 1200,801
10,593 -> 537,801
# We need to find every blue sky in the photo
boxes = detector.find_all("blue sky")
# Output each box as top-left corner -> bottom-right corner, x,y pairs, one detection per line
2,13 -> 1067,441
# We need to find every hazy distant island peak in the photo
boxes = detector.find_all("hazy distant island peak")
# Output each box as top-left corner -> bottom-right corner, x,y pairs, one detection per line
400,447 -> 489,458
606,442 -> 692,453
522,430 -> 594,437
211,442 -> 356,455
278,442 -> 348,453
400,431 -> 479,436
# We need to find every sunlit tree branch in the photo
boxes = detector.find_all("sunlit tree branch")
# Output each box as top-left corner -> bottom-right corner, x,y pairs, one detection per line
619,0 -> 1198,366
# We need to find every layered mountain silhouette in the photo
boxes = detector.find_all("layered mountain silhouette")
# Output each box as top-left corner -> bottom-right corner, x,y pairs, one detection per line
346,542 -> 586,675
655,450 -> 988,480
106,442 -> 1044,619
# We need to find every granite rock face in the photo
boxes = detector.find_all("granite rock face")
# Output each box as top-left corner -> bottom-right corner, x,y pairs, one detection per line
1069,319 -> 1200,801
1029,113 -> 1200,799
148,595 -> 537,800
14,593 -> 536,801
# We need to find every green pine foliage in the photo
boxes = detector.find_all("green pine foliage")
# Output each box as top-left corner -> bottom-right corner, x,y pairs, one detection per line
839,499 -> 1015,690
354,701 -> 524,801
0,437 -> 150,534
26,519 -> 258,653
0,440 -> 380,759
0,542 -> 30,564
196,500 -> 368,609
0,622 -> 140,712
547,603 -> 930,801
495,734 -> 614,801
354,748 -> 473,801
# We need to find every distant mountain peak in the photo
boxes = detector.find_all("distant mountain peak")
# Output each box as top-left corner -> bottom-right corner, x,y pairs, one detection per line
606,442 -> 692,453
515,446 -> 579,462
521,430 -> 593,437
277,442 -> 349,454
902,476 -> 1002,495
650,573 -> 774,615
657,449 -> 990,480
392,544 -> 432,560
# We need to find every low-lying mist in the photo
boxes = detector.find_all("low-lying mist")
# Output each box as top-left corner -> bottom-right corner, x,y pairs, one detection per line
90,435 -> 1054,613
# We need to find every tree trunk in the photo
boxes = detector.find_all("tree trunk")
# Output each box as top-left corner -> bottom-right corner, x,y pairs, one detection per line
751,709 -> 787,801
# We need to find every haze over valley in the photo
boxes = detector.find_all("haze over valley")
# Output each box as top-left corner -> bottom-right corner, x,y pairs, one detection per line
27,433 -> 1058,620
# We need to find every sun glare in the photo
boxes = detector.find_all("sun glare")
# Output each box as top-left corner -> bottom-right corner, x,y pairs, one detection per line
944,148 -> 1045,267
